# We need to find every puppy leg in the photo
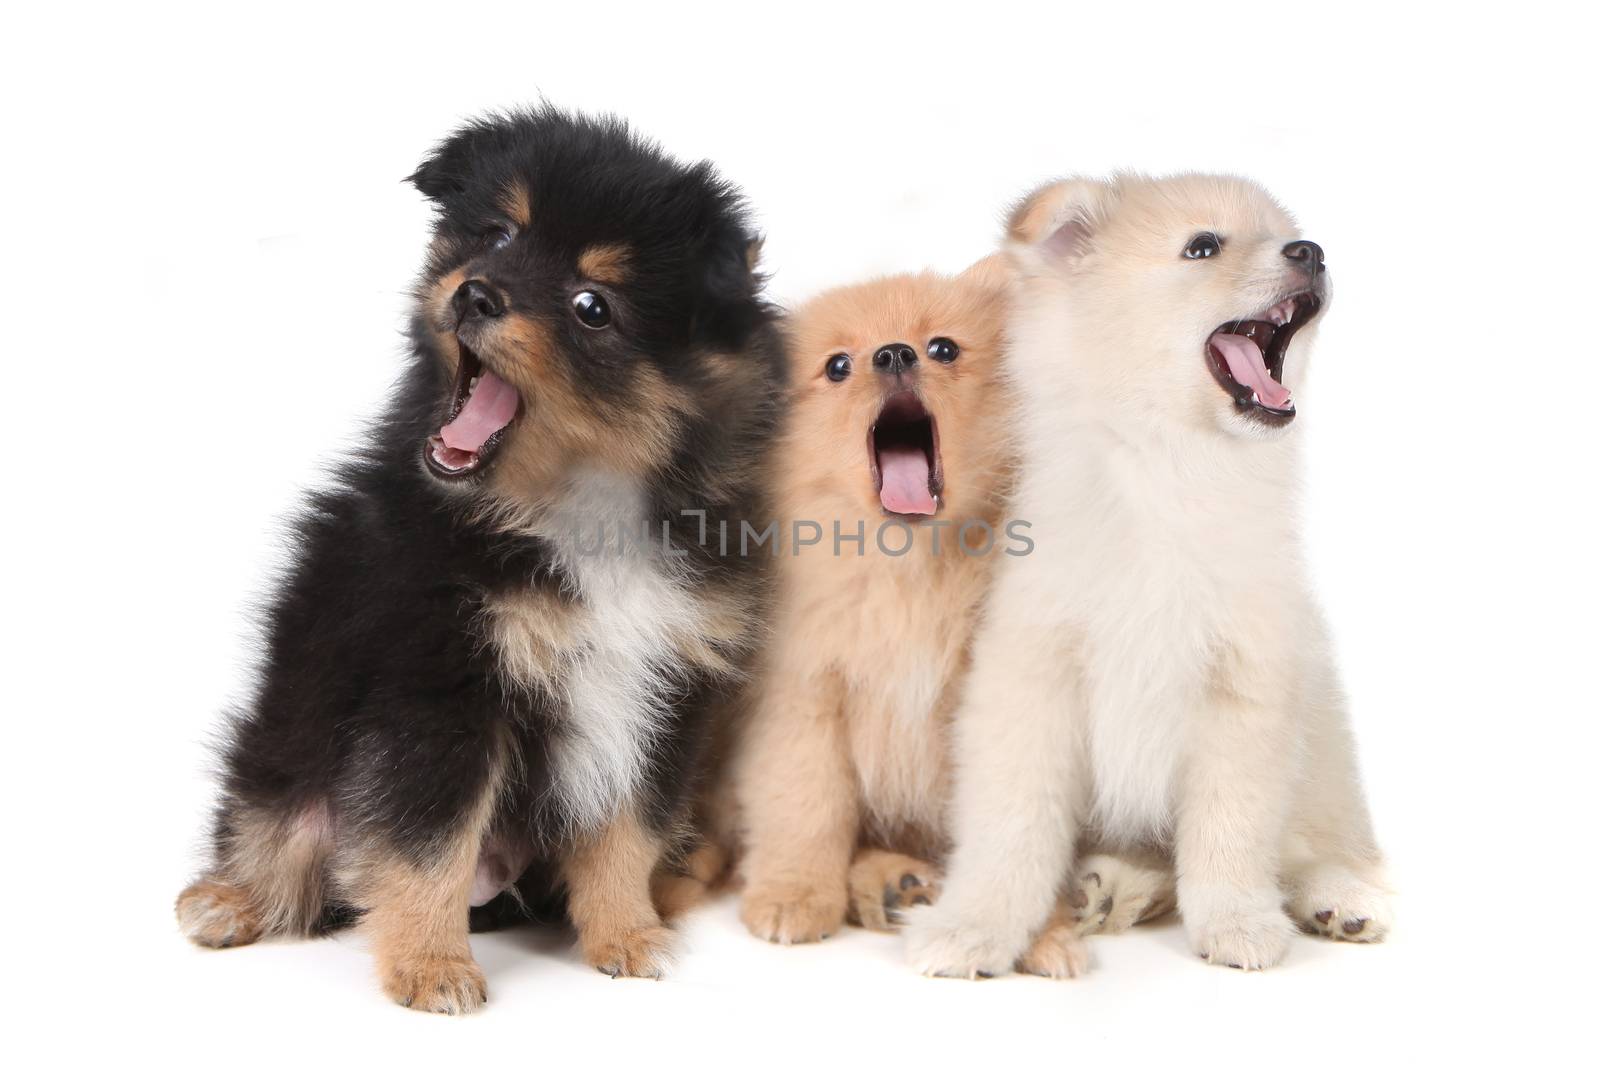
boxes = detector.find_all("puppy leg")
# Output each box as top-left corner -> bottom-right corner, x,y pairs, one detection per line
1287,862 -> 1393,943
1070,850 -> 1176,935
847,850 -> 940,931
358,840 -> 488,1014
1281,657 -> 1393,942
737,670 -> 856,944
1175,686 -> 1296,971
346,735 -> 506,1015
565,809 -> 673,978
904,622 -> 1085,978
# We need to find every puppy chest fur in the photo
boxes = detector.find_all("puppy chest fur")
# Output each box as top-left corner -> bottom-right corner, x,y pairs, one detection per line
1012,428 -> 1307,840
995,172 -> 1329,844
482,476 -> 748,836
785,551 -> 989,840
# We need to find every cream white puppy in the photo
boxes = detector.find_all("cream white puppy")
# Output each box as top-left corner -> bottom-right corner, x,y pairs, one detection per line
905,173 -> 1392,975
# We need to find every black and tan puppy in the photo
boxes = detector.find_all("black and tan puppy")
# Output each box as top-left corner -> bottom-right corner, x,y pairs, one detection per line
176,108 -> 784,1013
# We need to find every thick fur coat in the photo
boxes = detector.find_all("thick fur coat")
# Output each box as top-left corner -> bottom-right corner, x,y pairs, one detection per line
906,174 -> 1392,977
177,109 -> 785,1012
726,263 -> 1025,941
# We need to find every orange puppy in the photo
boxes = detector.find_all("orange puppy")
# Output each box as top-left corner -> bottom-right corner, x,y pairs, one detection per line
730,260 -> 1028,944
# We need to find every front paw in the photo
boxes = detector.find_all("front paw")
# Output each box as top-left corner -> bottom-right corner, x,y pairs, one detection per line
583,924 -> 674,979
848,850 -> 940,931
1185,897 -> 1292,971
902,905 -> 1020,979
741,882 -> 846,945
382,955 -> 488,1014
1288,864 -> 1394,943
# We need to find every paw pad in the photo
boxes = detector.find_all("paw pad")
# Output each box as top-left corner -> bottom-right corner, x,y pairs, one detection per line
847,852 -> 940,932
1298,899 -> 1387,942
1289,865 -> 1392,944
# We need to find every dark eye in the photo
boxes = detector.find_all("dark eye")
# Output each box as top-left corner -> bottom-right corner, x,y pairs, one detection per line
482,226 -> 514,252
572,291 -> 611,329
928,337 -> 960,363
1184,232 -> 1221,259
824,354 -> 852,382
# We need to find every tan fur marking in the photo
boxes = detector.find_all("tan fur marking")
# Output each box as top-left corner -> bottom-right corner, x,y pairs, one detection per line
498,182 -> 532,229
484,330 -> 689,504
177,801 -> 332,948
426,266 -> 470,363
576,243 -> 632,286
360,856 -> 487,1013
482,586 -> 579,691
564,808 -> 673,977
352,748 -> 505,1014
220,804 -> 331,936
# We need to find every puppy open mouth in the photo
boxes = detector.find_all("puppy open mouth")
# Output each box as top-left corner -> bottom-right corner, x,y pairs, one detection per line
1206,292 -> 1322,424
423,344 -> 522,479
870,391 -> 942,517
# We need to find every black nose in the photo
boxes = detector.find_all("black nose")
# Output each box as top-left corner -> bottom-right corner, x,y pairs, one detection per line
1282,240 -> 1324,274
872,343 -> 917,375
452,280 -> 505,325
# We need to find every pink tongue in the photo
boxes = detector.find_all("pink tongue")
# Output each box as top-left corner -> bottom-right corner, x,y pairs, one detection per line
878,445 -> 936,515
439,369 -> 519,452
1210,334 -> 1292,410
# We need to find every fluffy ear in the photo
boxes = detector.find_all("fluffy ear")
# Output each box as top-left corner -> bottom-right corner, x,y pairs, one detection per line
957,252 -> 1015,297
1005,178 -> 1108,261
694,220 -> 767,348
407,138 -> 470,201
406,121 -> 509,201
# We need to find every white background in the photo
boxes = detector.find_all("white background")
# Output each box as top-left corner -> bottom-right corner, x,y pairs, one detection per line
5,3 -> 1595,1062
